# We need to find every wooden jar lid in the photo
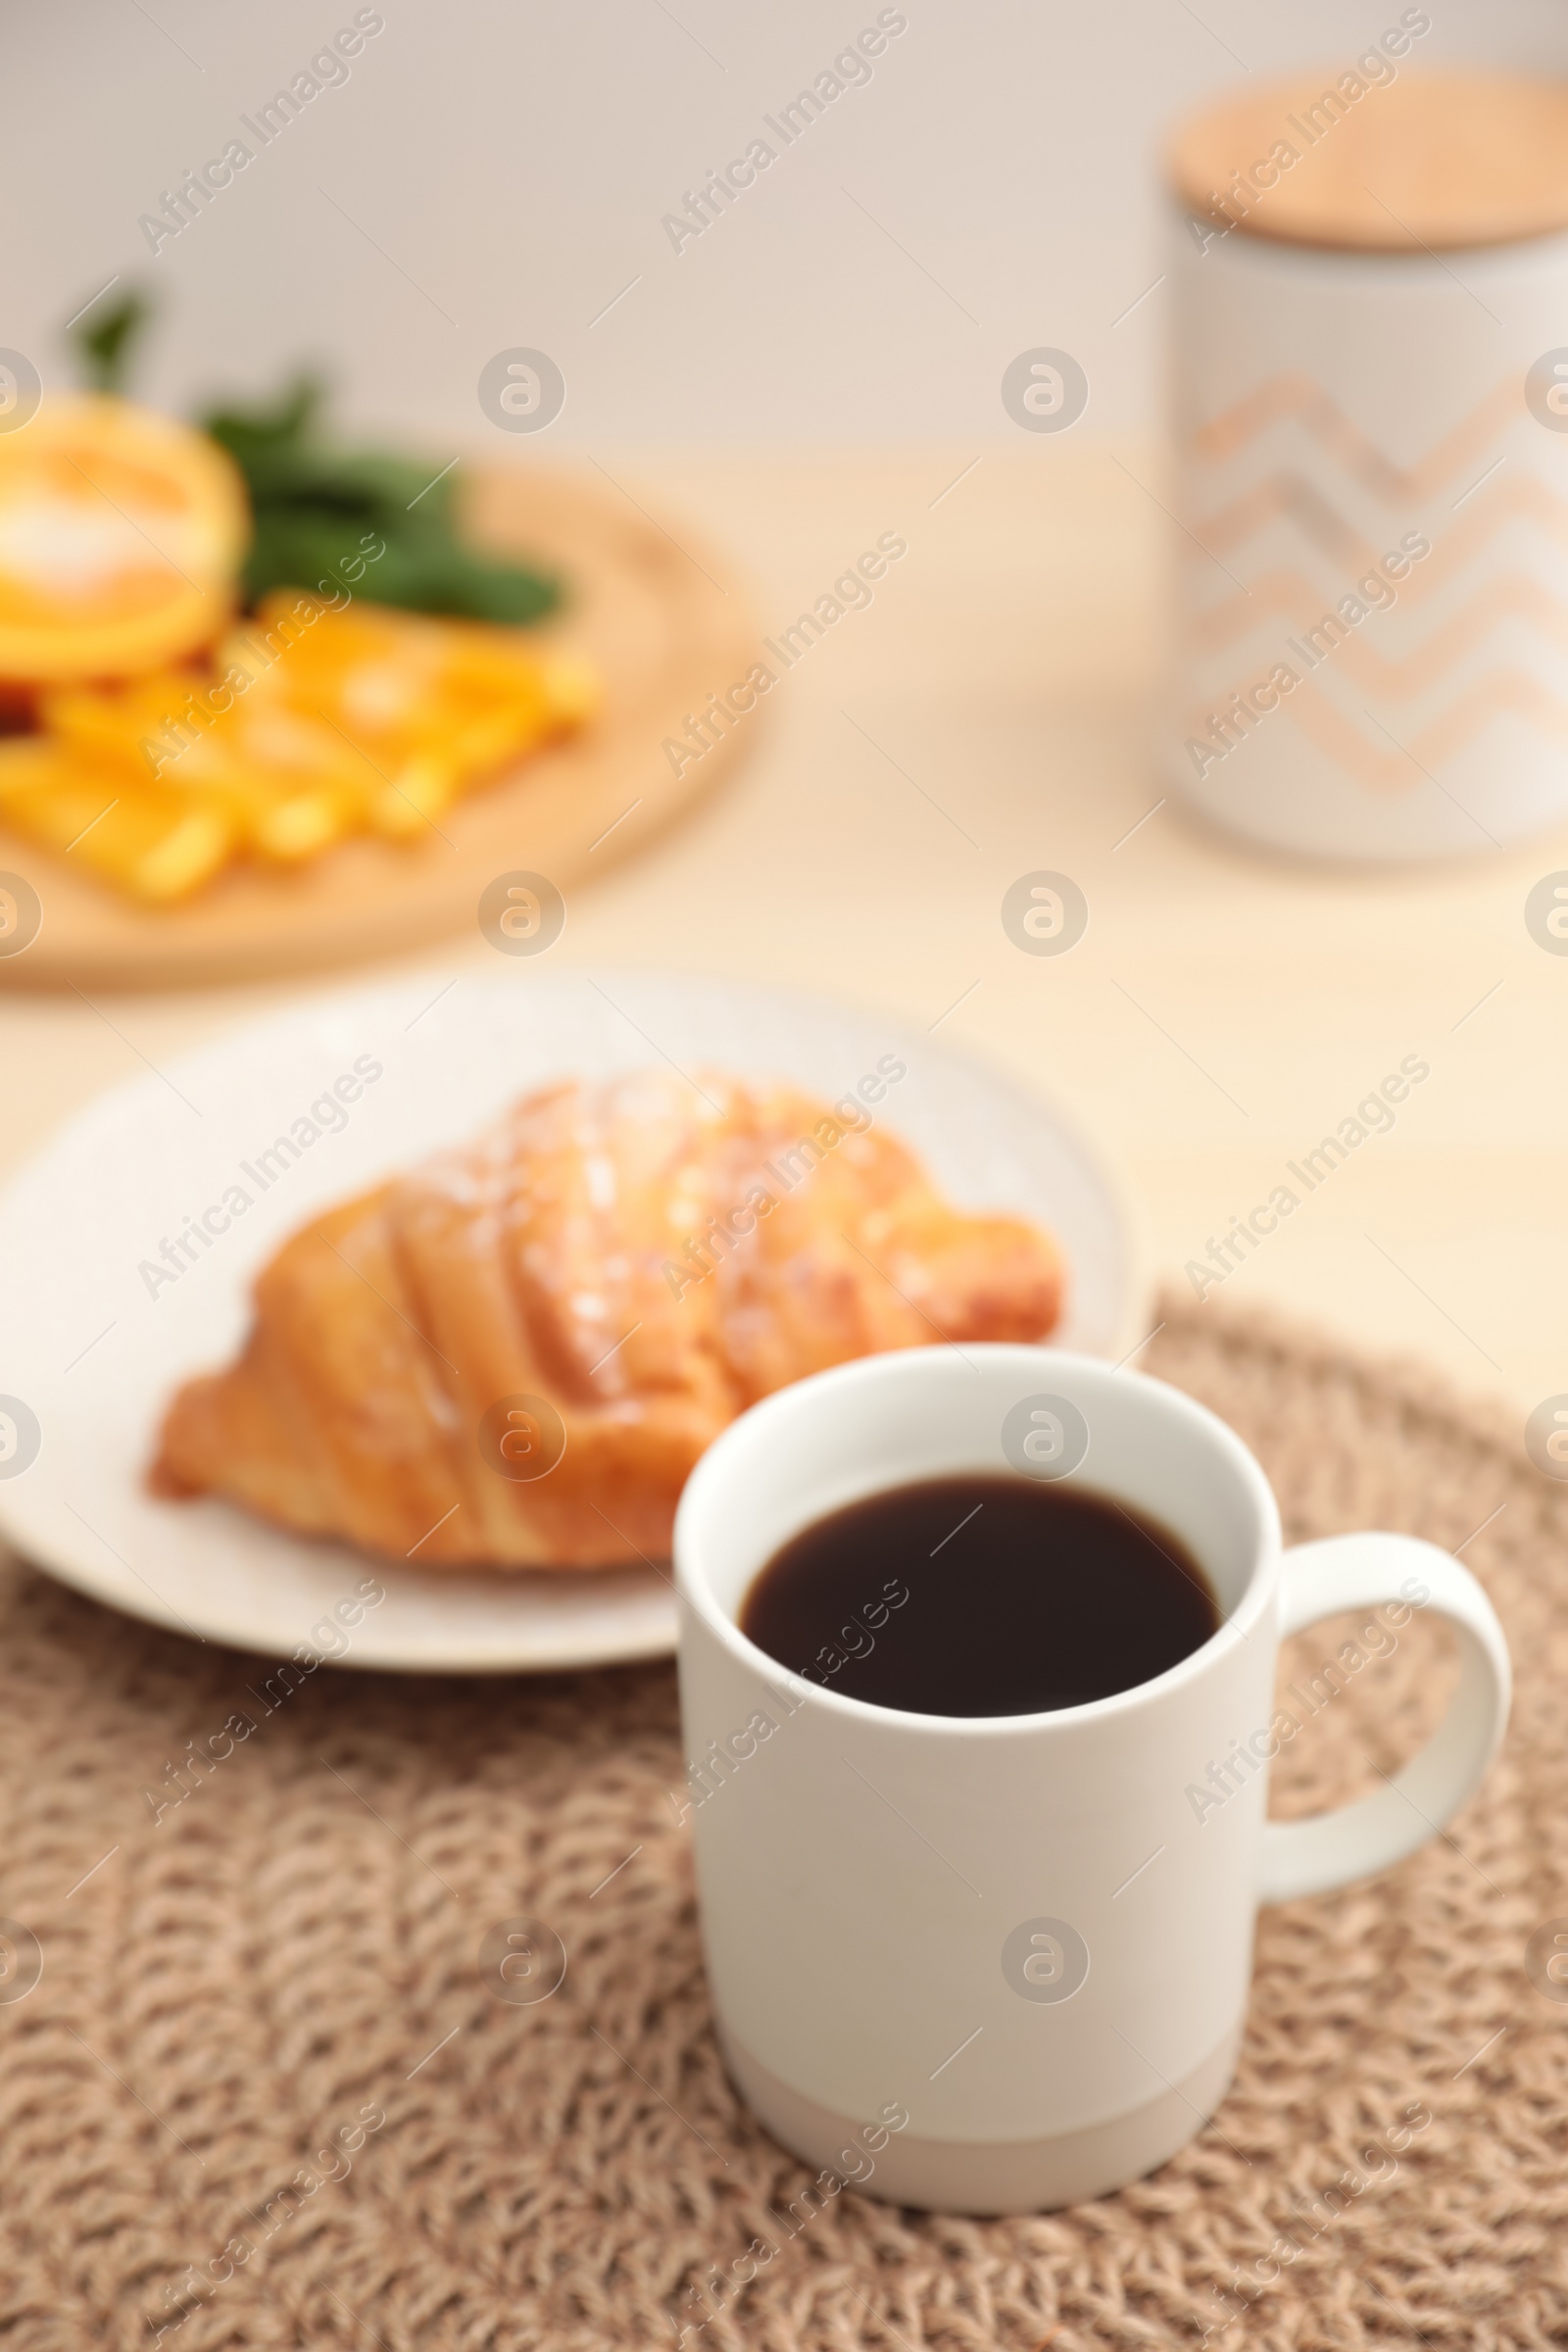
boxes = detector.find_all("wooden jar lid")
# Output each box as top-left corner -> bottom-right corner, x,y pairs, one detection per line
1168,69 -> 1568,253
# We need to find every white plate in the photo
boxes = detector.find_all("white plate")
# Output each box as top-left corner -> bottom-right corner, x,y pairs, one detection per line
0,970 -> 1145,1673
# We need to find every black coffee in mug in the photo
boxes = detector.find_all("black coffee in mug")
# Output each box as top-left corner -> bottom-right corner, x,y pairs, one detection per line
739,1474 -> 1220,1717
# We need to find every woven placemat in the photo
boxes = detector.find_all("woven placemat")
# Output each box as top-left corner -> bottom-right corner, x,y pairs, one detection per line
2,1295 -> 1565,2351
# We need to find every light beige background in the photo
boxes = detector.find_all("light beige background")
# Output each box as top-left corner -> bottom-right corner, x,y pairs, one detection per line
9,0 -> 1568,447
4,446 -> 1562,1424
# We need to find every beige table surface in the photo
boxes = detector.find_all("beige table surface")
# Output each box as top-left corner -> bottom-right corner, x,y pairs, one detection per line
3,445 -> 1562,1426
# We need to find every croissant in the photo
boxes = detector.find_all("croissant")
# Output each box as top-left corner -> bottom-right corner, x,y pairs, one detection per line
152,1067 -> 1064,1570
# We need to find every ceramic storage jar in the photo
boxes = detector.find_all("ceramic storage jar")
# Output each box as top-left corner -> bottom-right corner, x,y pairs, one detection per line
1167,67 -> 1568,860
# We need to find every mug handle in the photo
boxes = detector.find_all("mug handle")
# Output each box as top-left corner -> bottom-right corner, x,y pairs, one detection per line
1259,1533 -> 1511,1905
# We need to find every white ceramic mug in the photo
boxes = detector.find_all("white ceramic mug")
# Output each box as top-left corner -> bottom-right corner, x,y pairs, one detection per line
673,1345 -> 1510,2215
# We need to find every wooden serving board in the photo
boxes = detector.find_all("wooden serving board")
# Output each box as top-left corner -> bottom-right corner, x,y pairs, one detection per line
0,465 -> 760,990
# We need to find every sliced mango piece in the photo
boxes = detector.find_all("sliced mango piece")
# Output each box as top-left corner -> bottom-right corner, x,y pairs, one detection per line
0,594 -> 597,902
0,739 -> 234,902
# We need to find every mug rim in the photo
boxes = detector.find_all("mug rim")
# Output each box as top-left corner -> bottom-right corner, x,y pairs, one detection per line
674,1344 -> 1282,1736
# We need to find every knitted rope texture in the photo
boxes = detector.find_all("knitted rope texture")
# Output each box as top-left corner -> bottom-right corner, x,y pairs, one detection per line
0,1294 -> 1562,2350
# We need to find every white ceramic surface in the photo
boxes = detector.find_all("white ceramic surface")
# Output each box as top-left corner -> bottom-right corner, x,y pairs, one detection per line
0,970 -> 1142,1674
1169,215 -> 1568,860
674,1346 -> 1511,2211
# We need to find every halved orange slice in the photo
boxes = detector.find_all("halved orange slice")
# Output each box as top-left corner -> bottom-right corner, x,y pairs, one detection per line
0,396 -> 248,686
